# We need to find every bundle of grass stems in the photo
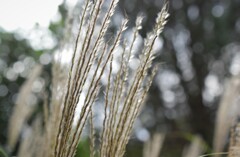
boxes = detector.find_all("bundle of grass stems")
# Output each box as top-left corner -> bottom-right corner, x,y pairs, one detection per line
7,0 -> 169,156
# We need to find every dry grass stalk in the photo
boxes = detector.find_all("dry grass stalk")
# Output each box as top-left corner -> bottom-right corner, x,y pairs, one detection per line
17,116 -> 44,157
143,133 -> 165,157
53,0 -> 130,155
183,135 -> 205,157
214,75 -> 240,154
99,4 -> 168,157
7,65 -> 42,151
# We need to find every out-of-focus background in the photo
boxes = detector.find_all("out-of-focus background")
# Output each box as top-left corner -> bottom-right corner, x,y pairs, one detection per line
1,0 -> 240,156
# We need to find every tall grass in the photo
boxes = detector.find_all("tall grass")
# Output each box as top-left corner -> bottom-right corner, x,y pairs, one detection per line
7,0 -> 169,157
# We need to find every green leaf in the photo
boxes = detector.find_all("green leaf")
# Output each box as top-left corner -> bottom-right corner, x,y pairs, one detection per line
75,138 -> 90,157
0,146 -> 8,157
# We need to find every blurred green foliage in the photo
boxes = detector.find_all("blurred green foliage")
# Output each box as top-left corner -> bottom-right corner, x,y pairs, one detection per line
75,139 -> 90,157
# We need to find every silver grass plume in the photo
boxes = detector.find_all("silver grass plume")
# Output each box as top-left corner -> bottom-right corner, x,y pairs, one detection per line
7,0 -> 169,157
